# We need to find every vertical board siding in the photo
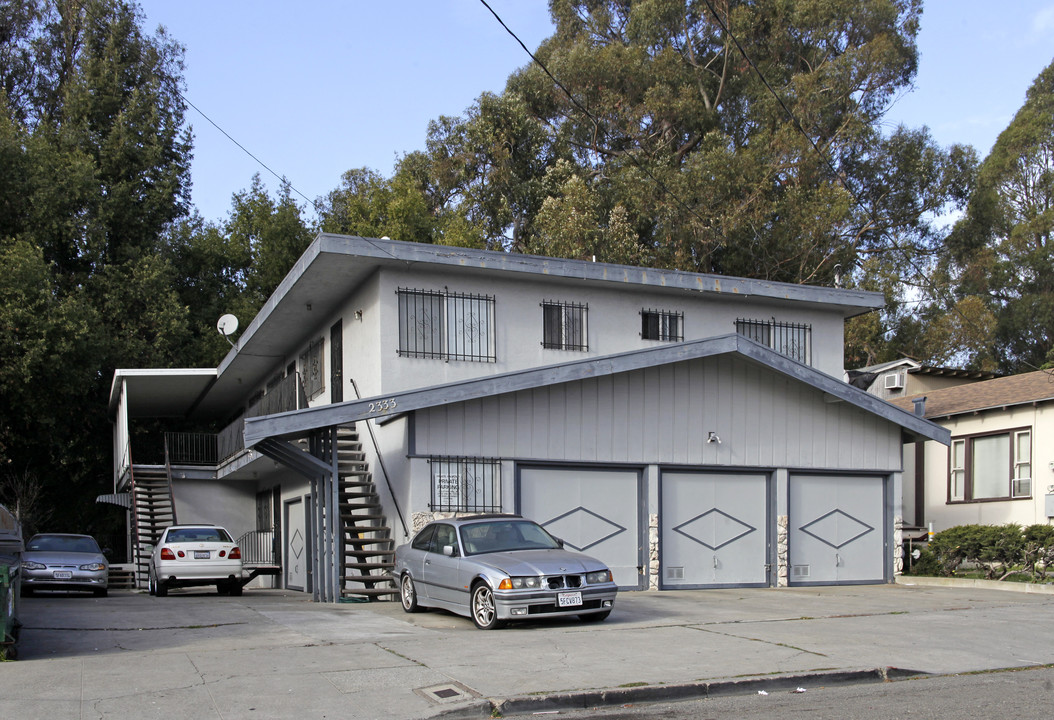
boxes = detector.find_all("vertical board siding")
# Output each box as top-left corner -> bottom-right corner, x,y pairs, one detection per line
415,356 -> 902,471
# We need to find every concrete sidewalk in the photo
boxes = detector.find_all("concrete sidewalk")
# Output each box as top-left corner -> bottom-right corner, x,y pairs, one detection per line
6,581 -> 1054,719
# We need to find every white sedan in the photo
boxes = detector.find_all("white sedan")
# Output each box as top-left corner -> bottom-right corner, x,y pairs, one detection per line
149,524 -> 244,596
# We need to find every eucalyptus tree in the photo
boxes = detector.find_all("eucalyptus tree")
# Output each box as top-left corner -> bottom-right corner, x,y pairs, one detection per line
946,60 -> 1054,373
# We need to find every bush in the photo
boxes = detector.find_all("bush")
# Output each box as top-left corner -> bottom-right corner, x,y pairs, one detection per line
909,523 -> 1054,581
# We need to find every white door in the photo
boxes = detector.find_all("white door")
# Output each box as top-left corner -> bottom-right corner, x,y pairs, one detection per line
789,475 -> 886,585
285,497 -> 309,591
661,471 -> 769,587
518,466 -> 642,589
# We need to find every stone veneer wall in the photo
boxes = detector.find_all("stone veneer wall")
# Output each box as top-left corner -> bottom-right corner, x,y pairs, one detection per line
777,515 -> 789,587
893,515 -> 904,575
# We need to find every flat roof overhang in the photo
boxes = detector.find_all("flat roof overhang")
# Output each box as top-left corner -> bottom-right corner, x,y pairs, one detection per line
114,235 -> 887,422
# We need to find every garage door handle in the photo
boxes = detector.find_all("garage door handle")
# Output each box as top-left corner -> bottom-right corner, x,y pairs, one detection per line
835,553 -> 841,567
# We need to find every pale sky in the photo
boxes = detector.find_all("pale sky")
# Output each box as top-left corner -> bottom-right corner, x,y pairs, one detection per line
136,1 -> 1054,225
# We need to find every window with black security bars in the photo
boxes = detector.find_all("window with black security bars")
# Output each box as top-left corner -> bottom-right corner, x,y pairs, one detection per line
397,288 -> 495,362
429,457 -> 502,513
541,300 -> 588,350
641,309 -> 683,341
735,318 -> 812,365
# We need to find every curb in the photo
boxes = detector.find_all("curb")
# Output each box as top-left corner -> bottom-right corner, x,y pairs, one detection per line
433,667 -> 926,718
895,575 -> 1054,594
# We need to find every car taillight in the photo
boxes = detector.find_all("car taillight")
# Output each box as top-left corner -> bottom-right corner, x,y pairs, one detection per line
160,548 -> 176,560
229,546 -> 241,560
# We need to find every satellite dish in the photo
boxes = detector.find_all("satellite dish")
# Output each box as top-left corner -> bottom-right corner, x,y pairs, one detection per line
216,314 -> 239,346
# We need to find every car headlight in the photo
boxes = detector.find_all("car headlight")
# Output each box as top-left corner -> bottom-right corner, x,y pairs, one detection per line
498,576 -> 543,590
79,562 -> 106,571
22,560 -> 46,570
585,570 -> 612,584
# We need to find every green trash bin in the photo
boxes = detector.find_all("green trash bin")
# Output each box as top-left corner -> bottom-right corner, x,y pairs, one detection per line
1,562 -> 16,660
1,504 -> 23,660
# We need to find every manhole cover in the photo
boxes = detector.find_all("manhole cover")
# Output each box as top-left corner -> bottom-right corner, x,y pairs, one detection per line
414,682 -> 480,704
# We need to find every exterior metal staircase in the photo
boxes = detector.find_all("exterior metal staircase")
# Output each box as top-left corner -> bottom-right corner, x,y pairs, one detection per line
129,464 -> 176,588
336,427 -> 397,600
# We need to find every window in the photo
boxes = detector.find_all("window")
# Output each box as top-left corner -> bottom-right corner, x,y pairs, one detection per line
542,300 -> 588,350
641,309 -> 683,341
735,317 -> 811,364
299,337 -> 325,399
397,288 -> 495,362
949,429 -> 1032,502
429,457 -> 501,513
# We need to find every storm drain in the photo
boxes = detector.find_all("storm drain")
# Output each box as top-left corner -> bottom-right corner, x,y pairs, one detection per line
414,682 -> 480,705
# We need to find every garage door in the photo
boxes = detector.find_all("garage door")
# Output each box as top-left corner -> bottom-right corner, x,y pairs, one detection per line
789,475 -> 887,585
518,466 -> 643,589
660,471 -> 770,588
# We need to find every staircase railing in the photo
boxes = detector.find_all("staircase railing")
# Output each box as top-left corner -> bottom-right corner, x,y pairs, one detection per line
349,379 -> 408,538
237,529 -> 278,566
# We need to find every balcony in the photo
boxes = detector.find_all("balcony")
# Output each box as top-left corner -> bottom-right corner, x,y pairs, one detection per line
165,373 -> 308,467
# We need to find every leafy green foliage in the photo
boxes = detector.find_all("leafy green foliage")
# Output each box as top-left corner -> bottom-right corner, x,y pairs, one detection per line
945,59 -> 1054,373
0,0 -> 193,534
910,524 -> 1054,582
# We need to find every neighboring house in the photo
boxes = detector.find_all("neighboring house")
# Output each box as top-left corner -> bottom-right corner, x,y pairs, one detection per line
108,234 -> 946,602
848,358 -> 998,403
891,370 -> 1054,533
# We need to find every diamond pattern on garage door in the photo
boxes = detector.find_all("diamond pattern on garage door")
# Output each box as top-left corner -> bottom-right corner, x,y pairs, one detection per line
798,509 -> 874,549
673,508 -> 756,551
540,507 -> 626,552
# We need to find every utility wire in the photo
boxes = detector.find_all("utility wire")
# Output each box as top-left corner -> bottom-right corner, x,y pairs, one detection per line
478,0 -> 713,229
180,95 -> 316,209
489,0 -> 1042,374
90,0 -> 317,212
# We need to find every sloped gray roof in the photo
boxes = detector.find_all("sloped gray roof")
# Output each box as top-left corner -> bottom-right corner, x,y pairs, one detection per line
244,334 -> 947,447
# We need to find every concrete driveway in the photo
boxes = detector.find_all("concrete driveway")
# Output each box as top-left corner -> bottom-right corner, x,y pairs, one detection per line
6,581 -> 1054,719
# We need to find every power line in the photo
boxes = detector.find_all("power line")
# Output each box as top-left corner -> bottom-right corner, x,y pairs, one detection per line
478,0 -> 714,230
180,96 -> 316,209
90,0 -> 317,212
489,1 -> 1042,374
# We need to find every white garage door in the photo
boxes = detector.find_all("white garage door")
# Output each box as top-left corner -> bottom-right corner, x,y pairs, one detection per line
660,471 -> 770,588
518,466 -> 643,589
789,475 -> 887,585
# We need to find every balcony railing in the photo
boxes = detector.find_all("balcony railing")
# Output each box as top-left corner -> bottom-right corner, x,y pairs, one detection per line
165,432 -> 218,466
237,529 -> 279,566
155,373 -> 308,469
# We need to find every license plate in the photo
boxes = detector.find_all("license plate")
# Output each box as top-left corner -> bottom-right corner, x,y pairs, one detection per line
557,591 -> 582,607
194,550 -> 210,559
53,571 -> 73,579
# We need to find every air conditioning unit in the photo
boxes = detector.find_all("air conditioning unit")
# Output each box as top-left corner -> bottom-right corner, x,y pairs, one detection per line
884,372 -> 905,390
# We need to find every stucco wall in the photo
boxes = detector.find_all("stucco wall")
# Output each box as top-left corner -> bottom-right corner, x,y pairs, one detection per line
920,403 -> 1054,531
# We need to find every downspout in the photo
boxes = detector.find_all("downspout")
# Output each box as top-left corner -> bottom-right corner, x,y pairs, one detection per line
309,433 -> 323,603
912,397 -> 927,528
328,427 -> 340,603
349,379 -> 409,538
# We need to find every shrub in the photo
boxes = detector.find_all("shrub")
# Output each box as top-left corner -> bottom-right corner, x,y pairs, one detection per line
911,523 -> 1054,581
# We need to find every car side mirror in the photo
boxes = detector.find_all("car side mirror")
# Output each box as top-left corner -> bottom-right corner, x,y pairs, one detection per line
442,544 -> 457,557
102,547 -> 113,559
555,538 -> 565,548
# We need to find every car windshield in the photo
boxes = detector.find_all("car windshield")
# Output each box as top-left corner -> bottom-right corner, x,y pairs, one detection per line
460,520 -> 561,556
165,527 -> 232,543
27,535 -> 100,553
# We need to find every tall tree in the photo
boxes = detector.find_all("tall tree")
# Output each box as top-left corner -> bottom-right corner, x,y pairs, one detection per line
946,59 -> 1054,373
0,0 -> 193,531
